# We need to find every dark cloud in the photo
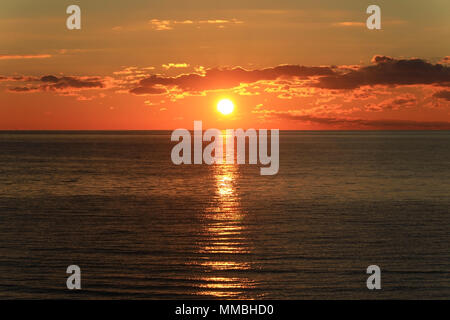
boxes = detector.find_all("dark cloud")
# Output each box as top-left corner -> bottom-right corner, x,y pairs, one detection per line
432,90 -> 450,101
316,56 -> 450,89
371,55 -> 394,64
0,75 -> 40,82
130,57 -> 450,95
129,86 -> 167,95
392,96 -> 416,105
40,75 -> 104,90
130,65 -> 334,94
365,94 -> 417,112
7,75 -> 105,93
440,56 -> 450,64
9,86 -> 38,92
41,75 -> 59,83
280,113 -> 450,129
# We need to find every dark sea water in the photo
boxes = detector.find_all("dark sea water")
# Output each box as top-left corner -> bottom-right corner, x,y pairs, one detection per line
0,131 -> 449,299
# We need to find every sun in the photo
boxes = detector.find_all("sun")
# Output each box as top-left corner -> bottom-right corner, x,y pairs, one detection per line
217,99 -> 234,115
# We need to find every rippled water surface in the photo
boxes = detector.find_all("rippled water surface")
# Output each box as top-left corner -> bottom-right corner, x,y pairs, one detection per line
0,131 -> 449,299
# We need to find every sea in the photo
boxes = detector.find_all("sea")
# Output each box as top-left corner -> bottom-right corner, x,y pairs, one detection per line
0,131 -> 449,299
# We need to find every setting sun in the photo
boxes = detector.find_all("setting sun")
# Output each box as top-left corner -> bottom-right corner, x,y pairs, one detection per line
217,99 -> 234,115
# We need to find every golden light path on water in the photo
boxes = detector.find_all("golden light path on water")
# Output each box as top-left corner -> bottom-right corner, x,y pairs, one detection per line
193,160 -> 257,298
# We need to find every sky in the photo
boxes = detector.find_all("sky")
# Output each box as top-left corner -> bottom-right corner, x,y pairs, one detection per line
0,0 -> 449,130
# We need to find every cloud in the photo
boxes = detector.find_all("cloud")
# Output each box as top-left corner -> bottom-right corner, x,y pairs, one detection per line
333,20 -> 405,28
129,56 -> 450,98
40,75 -> 59,83
175,20 -> 194,25
432,90 -> 450,101
0,54 -> 52,60
299,116 -> 450,129
255,109 -> 450,129
0,75 -> 40,82
129,86 -> 167,95
149,19 -> 173,31
149,18 -> 243,31
439,56 -> 450,65
39,75 -> 105,91
333,22 -> 365,27
366,94 -> 417,112
9,86 -> 39,92
162,63 -> 190,70
5,55 -> 448,127
130,65 -> 334,94
7,75 -> 107,94
371,55 -> 394,64
198,19 -> 243,24
315,56 -> 450,89
343,87 -> 389,102
113,67 -> 145,76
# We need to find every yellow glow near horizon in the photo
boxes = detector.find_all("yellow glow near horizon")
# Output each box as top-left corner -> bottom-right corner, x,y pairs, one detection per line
217,99 -> 234,115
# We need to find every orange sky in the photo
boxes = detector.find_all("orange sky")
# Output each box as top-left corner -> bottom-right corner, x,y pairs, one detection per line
0,0 -> 449,130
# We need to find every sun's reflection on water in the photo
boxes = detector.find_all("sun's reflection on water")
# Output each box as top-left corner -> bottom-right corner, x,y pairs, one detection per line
190,162 -> 257,298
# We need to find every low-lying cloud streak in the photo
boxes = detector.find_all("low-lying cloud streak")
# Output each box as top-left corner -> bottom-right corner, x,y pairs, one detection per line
9,75 -> 106,93
0,54 -> 52,60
